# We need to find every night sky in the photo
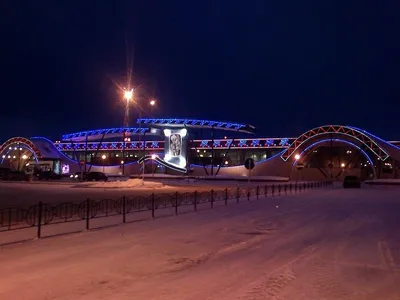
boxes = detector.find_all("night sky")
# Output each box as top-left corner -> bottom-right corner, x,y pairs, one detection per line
1,1 -> 399,141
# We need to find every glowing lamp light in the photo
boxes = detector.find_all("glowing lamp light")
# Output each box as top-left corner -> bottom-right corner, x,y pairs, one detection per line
341,163 -> 345,168
180,128 -> 187,137
124,88 -> 134,102
150,100 -> 156,106
294,154 -> 300,160
224,160 -> 229,165
2,155 -> 5,158
21,155 -> 27,159
120,160 -> 124,165
102,154 -> 106,160
164,129 -> 171,137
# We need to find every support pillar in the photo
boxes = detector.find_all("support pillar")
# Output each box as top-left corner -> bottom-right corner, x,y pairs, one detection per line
211,126 -> 214,176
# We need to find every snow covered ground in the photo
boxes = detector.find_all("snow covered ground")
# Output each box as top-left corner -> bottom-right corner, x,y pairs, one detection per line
0,180 -> 311,208
77,178 -> 166,189
135,174 -> 290,182
0,187 -> 399,299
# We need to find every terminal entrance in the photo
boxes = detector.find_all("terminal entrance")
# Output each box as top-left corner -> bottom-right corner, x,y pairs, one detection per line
291,140 -> 378,181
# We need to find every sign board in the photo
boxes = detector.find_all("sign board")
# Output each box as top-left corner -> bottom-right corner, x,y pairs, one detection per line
244,158 -> 255,170
163,128 -> 188,172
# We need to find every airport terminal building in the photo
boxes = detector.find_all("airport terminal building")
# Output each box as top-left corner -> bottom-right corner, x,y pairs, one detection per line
1,118 -> 399,181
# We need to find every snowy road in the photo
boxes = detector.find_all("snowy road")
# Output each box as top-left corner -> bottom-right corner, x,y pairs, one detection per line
0,180 -> 306,208
0,180 -> 255,207
0,187 -> 399,299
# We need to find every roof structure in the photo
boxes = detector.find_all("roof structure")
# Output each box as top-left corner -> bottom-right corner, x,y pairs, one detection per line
136,118 -> 256,134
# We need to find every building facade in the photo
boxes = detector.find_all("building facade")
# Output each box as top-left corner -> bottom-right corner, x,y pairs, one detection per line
1,119 -> 399,180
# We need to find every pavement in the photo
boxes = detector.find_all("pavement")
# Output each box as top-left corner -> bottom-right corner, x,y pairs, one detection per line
0,186 -> 399,299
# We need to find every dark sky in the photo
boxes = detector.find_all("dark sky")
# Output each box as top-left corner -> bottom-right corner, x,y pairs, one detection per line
1,1 -> 399,141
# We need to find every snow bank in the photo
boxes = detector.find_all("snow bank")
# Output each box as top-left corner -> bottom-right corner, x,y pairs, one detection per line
197,175 -> 289,182
78,179 -> 167,189
131,174 -> 289,182
365,178 -> 400,185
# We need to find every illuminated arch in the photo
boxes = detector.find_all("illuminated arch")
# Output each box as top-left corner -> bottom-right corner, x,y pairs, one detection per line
281,125 -> 389,161
0,145 -> 39,164
0,137 -> 42,159
292,138 -> 377,179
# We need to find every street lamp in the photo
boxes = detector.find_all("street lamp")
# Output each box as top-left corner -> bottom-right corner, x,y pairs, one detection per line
102,154 -> 106,173
123,88 -> 134,127
290,154 -> 301,182
122,88 -> 134,176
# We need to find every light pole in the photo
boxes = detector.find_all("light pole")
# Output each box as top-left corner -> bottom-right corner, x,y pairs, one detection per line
140,100 -> 156,181
102,154 -> 106,173
122,89 -> 134,176
123,88 -> 134,127
290,154 -> 300,182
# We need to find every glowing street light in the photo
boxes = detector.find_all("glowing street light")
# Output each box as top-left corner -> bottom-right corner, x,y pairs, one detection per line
149,100 -> 156,106
341,162 -> 345,168
21,155 -> 27,160
124,88 -> 134,102
294,154 -> 300,160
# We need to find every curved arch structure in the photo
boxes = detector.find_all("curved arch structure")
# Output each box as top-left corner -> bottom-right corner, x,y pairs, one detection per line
0,137 -> 42,158
280,125 -> 389,161
0,145 -> 40,164
291,138 -> 377,179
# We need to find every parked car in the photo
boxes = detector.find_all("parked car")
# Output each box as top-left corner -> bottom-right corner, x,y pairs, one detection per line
86,172 -> 108,182
2,171 -> 29,181
37,171 -> 62,180
343,175 -> 361,188
70,172 -> 87,181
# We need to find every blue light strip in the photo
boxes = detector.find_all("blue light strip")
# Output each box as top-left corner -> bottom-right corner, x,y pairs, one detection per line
347,126 -> 400,152
61,127 -> 150,141
292,138 -> 374,167
137,118 -> 255,133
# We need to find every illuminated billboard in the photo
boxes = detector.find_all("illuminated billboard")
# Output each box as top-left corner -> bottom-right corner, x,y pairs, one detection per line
163,128 -> 188,171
